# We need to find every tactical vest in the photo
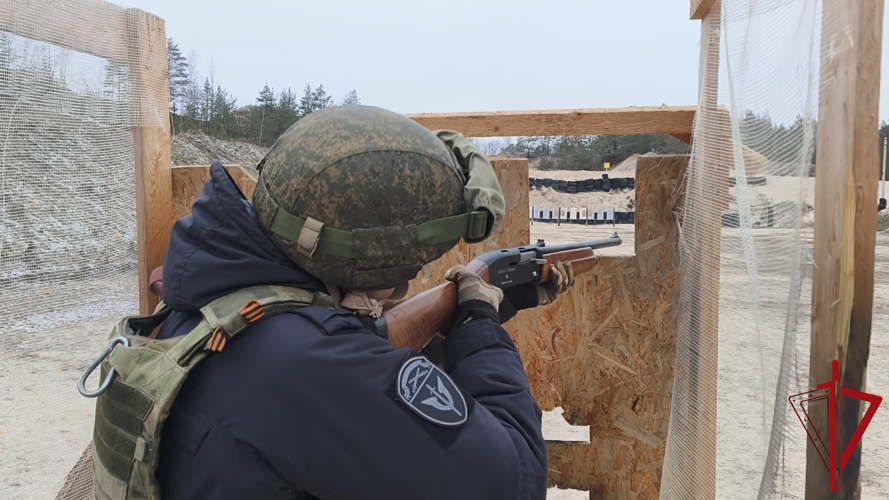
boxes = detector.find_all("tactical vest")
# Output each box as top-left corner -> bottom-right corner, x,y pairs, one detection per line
85,285 -> 333,500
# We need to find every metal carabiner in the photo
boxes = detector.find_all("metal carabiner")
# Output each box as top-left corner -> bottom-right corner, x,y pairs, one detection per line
78,336 -> 130,398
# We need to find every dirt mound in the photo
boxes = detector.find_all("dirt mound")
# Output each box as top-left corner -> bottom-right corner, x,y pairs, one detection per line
610,152 -> 657,174
172,132 -> 268,168
529,187 -> 635,211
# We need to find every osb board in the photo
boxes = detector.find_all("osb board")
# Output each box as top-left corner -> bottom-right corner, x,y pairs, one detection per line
513,155 -> 687,498
171,165 -> 257,220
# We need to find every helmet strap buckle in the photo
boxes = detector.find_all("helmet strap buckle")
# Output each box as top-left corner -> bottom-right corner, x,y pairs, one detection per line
297,217 -> 324,258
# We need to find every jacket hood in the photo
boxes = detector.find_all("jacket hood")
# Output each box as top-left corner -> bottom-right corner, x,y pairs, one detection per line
162,161 -> 327,311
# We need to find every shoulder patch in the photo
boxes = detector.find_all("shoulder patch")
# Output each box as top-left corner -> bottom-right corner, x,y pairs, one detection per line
396,357 -> 467,427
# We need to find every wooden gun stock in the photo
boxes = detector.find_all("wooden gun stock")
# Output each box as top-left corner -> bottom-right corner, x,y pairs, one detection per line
385,247 -> 598,352
146,235 -> 619,353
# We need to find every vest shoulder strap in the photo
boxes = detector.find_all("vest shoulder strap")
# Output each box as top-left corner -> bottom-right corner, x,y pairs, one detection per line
91,285 -> 331,500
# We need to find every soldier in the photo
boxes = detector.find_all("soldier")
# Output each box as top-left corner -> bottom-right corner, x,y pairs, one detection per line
87,106 -> 574,500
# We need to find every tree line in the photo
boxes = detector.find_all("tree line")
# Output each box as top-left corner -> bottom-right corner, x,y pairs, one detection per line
168,39 -> 360,146
471,134 -> 690,171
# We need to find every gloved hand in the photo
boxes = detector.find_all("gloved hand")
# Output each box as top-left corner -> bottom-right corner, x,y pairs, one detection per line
498,261 -> 576,324
445,265 -> 504,312
537,261 -> 575,305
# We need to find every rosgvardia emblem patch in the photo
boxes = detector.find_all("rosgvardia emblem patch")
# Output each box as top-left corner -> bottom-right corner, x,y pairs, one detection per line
397,357 -> 467,427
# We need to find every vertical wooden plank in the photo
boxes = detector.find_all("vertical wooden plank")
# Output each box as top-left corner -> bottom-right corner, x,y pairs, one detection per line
808,0 -> 884,497
126,9 -> 173,315
662,2 -> 722,498
688,1 -> 722,496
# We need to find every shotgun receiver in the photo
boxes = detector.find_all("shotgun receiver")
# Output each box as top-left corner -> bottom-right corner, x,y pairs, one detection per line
374,233 -> 622,351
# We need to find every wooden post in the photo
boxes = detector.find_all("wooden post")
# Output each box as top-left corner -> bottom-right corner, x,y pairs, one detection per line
690,0 -> 717,20
808,0 -> 884,497
126,9 -> 173,315
687,2 -> 721,495
662,2 -> 722,499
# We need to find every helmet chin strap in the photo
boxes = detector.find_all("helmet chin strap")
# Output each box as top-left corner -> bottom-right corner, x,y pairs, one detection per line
323,281 -> 410,318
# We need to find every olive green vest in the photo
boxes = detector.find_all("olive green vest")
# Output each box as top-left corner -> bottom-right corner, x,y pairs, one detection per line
89,285 -> 332,500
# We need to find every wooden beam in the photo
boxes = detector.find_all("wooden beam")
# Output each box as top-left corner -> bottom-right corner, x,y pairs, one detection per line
127,9 -> 173,315
808,0 -> 884,497
406,106 -> 696,138
686,2 -> 722,494
690,0 -> 717,20
0,0 -> 129,63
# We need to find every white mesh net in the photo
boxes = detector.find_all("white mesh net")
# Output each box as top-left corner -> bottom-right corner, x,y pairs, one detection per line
0,1 -> 166,498
663,0 -> 888,498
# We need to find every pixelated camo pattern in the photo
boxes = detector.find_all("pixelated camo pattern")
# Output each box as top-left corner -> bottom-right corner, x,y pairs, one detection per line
253,106 -> 469,290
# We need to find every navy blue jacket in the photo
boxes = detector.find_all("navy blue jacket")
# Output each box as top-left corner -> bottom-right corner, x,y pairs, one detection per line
155,162 -> 547,499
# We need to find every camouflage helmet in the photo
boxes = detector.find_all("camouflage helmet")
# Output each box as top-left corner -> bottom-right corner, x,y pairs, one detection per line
253,105 -> 505,291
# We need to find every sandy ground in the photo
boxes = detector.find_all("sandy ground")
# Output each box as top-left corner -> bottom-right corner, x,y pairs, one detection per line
529,169 -> 818,230
528,224 -> 889,499
0,317 -> 113,498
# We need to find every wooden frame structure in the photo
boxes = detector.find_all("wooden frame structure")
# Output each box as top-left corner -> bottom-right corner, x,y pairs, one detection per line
687,0 -> 885,498
808,0 -> 884,497
1,0 -> 174,316
169,155 -> 688,499
6,0 -> 884,497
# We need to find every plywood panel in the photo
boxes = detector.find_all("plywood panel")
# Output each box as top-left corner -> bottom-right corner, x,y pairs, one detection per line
406,106 -> 696,138
516,155 -> 686,497
171,165 -> 257,220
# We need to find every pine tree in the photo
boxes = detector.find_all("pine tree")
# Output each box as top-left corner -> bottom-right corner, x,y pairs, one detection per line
298,84 -> 314,117
256,84 -> 276,145
257,84 -> 275,109
311,84 -> 334,110
201,78 -> 214,129
276,87 -> 300,132
341,89 -> 361,106
167,39 -> 190,134
299,84 -> 335,117
180,51 -> 203,133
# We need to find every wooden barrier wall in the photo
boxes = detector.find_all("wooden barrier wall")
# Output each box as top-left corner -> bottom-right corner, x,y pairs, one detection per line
171,165 -> 257,220
169,155 -> 686,499
525,155 -> 685,497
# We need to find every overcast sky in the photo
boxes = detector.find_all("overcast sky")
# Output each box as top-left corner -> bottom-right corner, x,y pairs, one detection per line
112,0 -> 889,122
